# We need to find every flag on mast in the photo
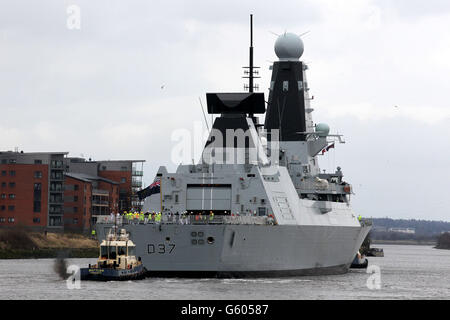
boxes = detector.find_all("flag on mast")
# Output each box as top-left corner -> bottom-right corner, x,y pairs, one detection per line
137,179 -> 161,200
321,143 -> 335,155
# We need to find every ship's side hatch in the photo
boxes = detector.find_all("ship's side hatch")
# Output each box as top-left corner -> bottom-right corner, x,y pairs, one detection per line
186,184 -> 232,213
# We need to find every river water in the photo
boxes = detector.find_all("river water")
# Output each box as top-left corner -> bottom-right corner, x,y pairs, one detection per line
0,244 -> 449,300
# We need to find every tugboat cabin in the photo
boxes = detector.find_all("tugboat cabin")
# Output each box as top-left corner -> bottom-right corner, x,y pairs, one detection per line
97,230 -> 140,270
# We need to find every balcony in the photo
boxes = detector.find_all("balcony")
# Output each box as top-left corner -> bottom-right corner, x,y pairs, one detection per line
132,170 -> 143,176
92,200 -> 109,207
50,160 -> 63,169
50,172 -> 64,181
92,189 -> 109,196
132,181 -> 142,188
50,185 -> 63,192
49,198 -> 64,204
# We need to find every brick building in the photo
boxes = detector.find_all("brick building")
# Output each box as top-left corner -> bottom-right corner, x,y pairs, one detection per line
64,173 -> 119,233
0,151 -> 144,232
65,158 -> 145,213
0,151 -> 67,230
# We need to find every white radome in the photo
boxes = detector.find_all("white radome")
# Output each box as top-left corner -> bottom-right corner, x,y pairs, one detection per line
274,32 -> 304,61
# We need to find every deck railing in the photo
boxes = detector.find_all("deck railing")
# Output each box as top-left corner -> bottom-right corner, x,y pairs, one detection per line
94,214 -> 273,226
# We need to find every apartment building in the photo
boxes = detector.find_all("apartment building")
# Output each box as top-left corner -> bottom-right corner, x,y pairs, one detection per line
0,151 -> 67,230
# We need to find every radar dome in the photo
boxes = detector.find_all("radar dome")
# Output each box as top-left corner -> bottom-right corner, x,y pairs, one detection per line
274,33 -> 304,61
315,123 -> 330,137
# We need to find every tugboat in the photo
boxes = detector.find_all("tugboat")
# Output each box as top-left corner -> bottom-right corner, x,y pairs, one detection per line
80,228 -> 146,281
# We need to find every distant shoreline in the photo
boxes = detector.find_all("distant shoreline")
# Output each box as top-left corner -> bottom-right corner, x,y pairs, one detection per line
371,239 -> 437,246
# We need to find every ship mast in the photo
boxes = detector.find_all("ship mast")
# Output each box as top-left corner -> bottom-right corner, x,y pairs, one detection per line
249,14 -> 254,94
243,14 -> 260,118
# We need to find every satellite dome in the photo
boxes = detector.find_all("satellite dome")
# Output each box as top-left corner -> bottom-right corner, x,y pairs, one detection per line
315,123 -> 330,137
274,32 -> 304,61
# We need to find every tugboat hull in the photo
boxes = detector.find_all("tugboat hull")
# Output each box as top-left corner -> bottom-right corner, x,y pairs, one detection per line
80,264 -> 146,281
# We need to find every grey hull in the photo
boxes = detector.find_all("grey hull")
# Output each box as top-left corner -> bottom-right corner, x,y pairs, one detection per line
141,264 -> 348,278
97,223 -> 370,277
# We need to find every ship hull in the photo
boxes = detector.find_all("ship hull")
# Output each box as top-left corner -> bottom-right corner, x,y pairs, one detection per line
96,223 -> 370,278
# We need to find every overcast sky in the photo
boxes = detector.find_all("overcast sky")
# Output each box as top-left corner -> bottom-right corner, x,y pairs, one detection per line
1,0 -> 450,221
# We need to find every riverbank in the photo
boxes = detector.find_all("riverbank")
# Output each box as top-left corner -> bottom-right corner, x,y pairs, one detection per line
371,239 -> 437,246
0,229 -> 99,259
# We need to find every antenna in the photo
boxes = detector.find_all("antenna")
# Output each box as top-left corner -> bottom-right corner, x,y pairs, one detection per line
242,14 -> 260,94
250,14 -> 254,93
242,14 -> 261,121
198,97 -> 210,131
299,30 -> 311,38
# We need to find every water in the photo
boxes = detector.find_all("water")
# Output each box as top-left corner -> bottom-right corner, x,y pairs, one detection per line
0,244 -> 449,300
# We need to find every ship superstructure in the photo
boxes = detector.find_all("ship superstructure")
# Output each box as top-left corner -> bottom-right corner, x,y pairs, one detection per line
96,16 -> 371,277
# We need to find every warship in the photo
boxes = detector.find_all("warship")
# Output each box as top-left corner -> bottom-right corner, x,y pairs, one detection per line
96,15 -> 371,277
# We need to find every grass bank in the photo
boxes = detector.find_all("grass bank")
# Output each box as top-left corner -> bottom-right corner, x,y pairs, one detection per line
0,229 -> 99,259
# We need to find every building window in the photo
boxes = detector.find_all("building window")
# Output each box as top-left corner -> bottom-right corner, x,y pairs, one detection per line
51,171 -> 62,180
33,218 -> 40,223
8,159 -> 16,164
8,217 -> 14,223
73,218 -> 78,224
1,182 -> 5,188
121,178 -> 126,183
1,194 -> 5,199
1,159 -> 6,164
34,183 -> 42,202
33,201 -> 41,213
74,185 -> 79,191
0,206 -> 5,211
34,159 -> 42,164
9,182 -> 15,188
9,194 -> 15,199
8,206 -> 15,211
9,171 -> 15,176
1,171 -> 6,176
73,207 -> 78,213
51,160 -> 62,168
50,182 -> 62,191
34,171 -> 42,179
74,196 -> 78,202
49,217 -> 62,226
0,217 -> 5,222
